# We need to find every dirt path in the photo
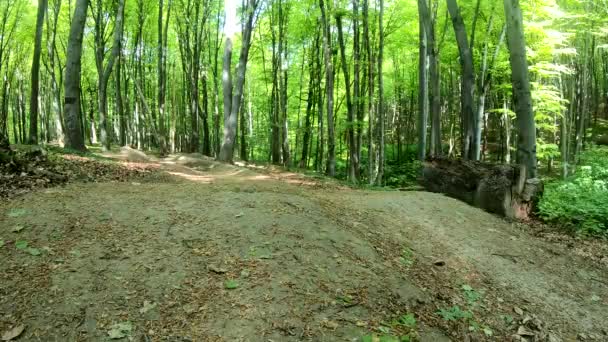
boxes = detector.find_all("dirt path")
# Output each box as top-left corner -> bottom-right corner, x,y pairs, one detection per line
1,153 -> 606,341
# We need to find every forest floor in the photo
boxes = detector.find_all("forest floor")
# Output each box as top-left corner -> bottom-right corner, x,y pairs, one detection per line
1,147 -> 607,342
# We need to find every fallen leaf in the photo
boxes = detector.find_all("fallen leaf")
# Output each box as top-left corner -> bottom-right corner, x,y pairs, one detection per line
139,301 -> 157,314
26,248 -> 42,256
108,322 -> 133,339
517,326 -> 535,337
321,319 -> 339,330
15,241 -> 28,250
11,225 -> 24,233
513,306 -> 524,315
224,280 -> 239,289
7,209 -> 26,218
2,325 -> 25,341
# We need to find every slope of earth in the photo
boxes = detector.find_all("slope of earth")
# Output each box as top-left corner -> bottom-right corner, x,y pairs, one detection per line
0,151 -> 606,341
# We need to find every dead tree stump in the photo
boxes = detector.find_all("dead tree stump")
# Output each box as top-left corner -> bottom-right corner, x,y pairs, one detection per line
421,158 -> 543,220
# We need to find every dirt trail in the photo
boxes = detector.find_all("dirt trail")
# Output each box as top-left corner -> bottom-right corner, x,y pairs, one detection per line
0,152 -> 606,342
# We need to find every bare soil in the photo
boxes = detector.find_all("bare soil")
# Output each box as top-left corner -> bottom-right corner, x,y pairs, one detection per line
0,150 -> 606,341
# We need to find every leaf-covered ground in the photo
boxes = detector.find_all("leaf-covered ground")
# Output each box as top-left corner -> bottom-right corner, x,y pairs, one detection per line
0,148 -> 606,341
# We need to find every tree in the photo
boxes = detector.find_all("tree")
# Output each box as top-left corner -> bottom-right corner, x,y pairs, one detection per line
218,0 -> 259,163
417,0 -> 430,161
446,0 -> 477,160
63,0 -> 88,151
28,0 -> 48,144
319,0 -> 335,177
336,12 -> 357,183
504,0 -> 537,178
92,0 -> 125,151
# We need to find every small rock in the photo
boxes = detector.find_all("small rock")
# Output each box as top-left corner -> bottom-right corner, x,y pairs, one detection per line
517,326 -> 534,337
514,306 -> 524,315
240,269 -> 250,278
2,325 -> 25,341
207,264 -> 227,274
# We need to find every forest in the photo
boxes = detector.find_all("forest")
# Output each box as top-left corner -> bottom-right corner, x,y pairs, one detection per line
1,0 -> 608,225
0,0 -> 608,340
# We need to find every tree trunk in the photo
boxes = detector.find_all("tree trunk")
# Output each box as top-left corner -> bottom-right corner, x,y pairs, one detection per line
219,0 -> 258,163
377,0 -> 385,185
422,158 -> 543,219
418,0 -> 430,161
336,14 -> 358,183
29,0 -> 48,144
95,0 -> 125,151
446,0 -> 477,160
504,0 -> 537,179
319,0 -> 335,177
63,0 -> 88,151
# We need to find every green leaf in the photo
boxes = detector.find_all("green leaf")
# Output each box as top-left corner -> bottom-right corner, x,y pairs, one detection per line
11,225 -> 25,233
461,284 -> 473,292
26,248 -> 42,256
107,321 -> 133,339
0,239 -> 4,248
15,240 -> 28,250
7,208 -> 27,218
224,280 -> 239,289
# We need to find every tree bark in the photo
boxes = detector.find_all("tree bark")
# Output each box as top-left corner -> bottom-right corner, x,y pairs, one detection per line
319,0 -> 335,177
63,0 -> 88,151
94,0 -> 125,151
336,14 -> 358,183
446,0 -> 477,160
377,0 -> 385,185
219,0 -> 258,163
418,0 -> 430,161
504,0 -> 537,179
29,0 -> 48,144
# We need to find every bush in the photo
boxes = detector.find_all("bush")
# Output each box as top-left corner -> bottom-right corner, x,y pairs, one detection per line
538,147 -> 608,236
384,161 -> 423,188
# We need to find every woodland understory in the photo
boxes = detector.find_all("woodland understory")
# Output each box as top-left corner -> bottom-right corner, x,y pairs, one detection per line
1,0 -> 608,340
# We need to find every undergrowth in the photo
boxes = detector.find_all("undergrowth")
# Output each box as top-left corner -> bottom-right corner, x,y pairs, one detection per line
538,147 -> 608,236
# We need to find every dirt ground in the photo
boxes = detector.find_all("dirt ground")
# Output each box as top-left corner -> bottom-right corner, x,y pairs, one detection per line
1,150 -> 606,341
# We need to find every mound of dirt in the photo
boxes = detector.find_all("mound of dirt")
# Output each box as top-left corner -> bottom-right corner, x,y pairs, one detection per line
0,146 -> 166,199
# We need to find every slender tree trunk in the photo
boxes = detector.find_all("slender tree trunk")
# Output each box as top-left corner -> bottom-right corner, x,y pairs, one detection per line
447,0 -> 476,160
377,0 -> 385,184
504,0 -> 537,178
29,0 -> 48,144
95,0 -> 125,151
363,0 -> 374,183
219,0 -> 258,163
418,0 -> 430,161
319,0 -> 335,177
336,14 -> 358,183
63,0 -> 88,151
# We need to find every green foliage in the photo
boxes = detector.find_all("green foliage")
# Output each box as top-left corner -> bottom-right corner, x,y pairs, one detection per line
437,306 -> 473,321
361,335 -> 411,342
539,148 -> 608,236
224,280 -> 239,289
399,247 -> 414,267
461,284 -> 482,305
14,240 -> 42,256
391,313 -> 416,329
384,160 -> 422,188
7,208 -> 27,218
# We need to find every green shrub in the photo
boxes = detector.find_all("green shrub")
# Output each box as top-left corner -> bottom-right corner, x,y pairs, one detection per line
538,147 -> 608,236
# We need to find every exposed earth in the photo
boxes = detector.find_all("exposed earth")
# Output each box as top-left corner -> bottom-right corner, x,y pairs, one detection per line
1,148 -> 607,341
